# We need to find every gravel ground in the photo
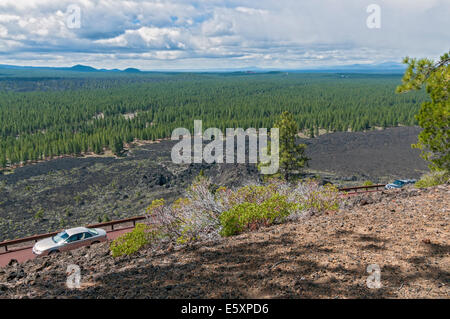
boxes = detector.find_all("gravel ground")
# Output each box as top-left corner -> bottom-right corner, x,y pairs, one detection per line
1,184 -> 448,299
300,126 -> 428,183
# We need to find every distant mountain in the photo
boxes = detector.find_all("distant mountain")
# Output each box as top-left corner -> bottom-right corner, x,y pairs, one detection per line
66,65 -> 143,73
0,64 -> 145,74
123,68 -> 141,73
69,64 -> 98,72
0,62 -> 405,74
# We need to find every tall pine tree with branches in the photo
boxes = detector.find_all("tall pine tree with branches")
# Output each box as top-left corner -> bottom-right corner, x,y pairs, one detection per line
262,111 -> 309,181
397,52 -> 449,171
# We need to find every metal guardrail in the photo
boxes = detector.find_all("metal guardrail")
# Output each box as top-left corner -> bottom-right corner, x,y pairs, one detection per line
0,184 -> 387,254
87,215 -> 146,230
0,215 -> 146,253
338,184 -> 386,193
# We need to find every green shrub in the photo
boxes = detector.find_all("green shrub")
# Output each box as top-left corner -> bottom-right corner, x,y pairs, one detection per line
145,197 -> 216,245
215,183 -> 279,210
300,183 -> 340,214
415,170 -> 450,188
363,180 -> 374,186
219,194 -> 294,237
143,178 -> 343,244
34,208 -> 44,220
109,223 -> 159,257
74,195 -> 82,205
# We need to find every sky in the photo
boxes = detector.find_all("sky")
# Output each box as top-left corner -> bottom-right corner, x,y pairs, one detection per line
0,0 -> 449,70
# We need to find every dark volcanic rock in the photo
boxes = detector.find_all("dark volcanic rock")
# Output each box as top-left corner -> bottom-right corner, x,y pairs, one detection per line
300,126 -> 428,182
0,127 -> 429,241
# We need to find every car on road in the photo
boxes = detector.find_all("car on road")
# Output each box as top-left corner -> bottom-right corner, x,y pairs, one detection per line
385,179 -> 416,190
32,227 -> 107,256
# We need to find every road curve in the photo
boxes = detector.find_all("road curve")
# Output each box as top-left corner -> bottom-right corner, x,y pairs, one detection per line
0,227 -> 134,268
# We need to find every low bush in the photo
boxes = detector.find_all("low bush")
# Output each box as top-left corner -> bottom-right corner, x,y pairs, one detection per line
415,170 -> 450,188
110,175 -> 342,256
145,192 -> 220,245
34,208 -> 44,220
219,194 -> 295,237
300,182 -> 340,215
282,179 -> 340,217
109,223 -> 159,257
217,184 -> 278,209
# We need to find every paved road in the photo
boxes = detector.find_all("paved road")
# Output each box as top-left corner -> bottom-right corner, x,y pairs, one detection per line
0,227 -> 134,268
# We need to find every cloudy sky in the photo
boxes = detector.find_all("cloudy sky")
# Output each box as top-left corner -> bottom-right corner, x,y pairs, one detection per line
0,0 -> 449,70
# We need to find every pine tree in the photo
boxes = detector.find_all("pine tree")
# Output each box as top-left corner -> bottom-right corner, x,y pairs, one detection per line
263,111 -> 309,181
0,152 -> 7,168
110,136 -> 124,156
397,52 -> 449,171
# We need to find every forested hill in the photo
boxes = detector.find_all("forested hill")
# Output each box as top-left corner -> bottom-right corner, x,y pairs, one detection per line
0,71 -> 426,168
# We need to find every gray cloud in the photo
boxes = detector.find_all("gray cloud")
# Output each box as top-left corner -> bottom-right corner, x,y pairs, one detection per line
0,0 -> 448,69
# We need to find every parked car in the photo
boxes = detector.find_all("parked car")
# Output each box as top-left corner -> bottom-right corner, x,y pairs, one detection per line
385,179 -> 416,190
32,227 -> 107,256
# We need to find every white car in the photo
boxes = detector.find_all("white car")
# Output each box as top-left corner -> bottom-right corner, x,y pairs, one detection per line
385,179 -> 416,190
32,227 -> 107,256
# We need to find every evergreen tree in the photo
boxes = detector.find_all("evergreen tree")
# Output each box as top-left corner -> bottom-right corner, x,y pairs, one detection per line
263,111 -> 309,181
309,127 -> 315,138
110,136 -> 124,156
0,151 -> 7,168
397,52 -> 449,171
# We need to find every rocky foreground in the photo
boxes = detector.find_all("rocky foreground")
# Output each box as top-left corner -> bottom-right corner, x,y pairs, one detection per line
1,185 -> 449,299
